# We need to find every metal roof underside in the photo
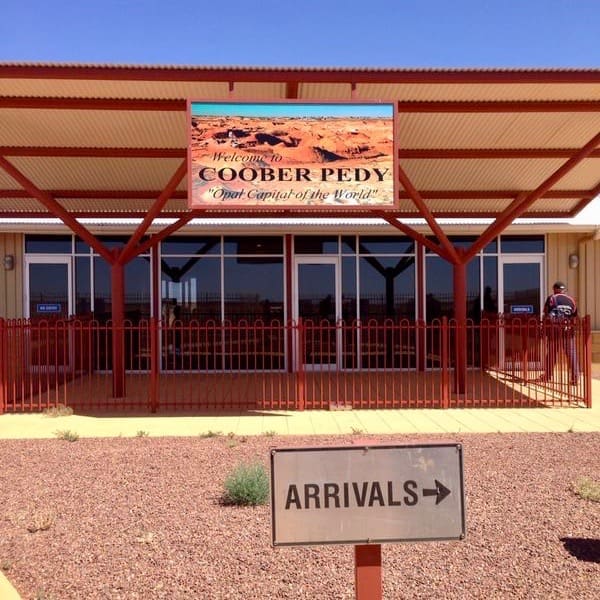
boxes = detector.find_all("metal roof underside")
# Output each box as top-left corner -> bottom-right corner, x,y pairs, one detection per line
1,63 -> 600,220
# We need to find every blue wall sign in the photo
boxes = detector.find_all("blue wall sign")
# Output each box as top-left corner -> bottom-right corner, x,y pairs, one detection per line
36,303 -> 62,313
510,305 -> 534,314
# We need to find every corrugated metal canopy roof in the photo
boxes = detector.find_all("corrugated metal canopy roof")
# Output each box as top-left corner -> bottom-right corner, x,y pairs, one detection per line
1,63 -> 600,220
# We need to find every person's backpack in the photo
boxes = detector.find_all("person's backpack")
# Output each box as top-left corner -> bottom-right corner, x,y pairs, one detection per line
546,294 -> 575,330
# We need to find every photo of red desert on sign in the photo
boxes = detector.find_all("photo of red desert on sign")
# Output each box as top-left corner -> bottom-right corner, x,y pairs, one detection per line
188,102 -> 395,209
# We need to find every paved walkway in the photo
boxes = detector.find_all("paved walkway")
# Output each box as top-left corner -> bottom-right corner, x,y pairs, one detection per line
1,380 -> 599,598
1,379 -> 599,440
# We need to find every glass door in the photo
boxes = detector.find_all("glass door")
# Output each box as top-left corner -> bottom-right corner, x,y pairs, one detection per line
294,257 -> 340,370
499,257 -> 544,371
25,257 -> 72,319
25,257 -> 73,371
500,257 -> 543,317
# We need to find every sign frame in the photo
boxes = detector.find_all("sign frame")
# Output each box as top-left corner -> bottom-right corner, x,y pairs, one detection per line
509,304 -> 535,314
187,99 -> 398,212
270,443 -> 466,547
36,303 -> 62,314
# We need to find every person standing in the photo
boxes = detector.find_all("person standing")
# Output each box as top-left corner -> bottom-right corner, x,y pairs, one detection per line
540,281 -> 579,384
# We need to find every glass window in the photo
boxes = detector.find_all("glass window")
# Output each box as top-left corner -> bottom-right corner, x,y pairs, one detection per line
125,258 -> 151,320
483,257 -> 498,313
93,235 -> 150,253
425,257 -> 479,322
75,257 -> 92,316
358,236 -> 414,255
93,258 -> 112,322
483,238 -> 498,253
162,236 -> 221,256
25,235 -> 71,254
294,236 -> 338,254
75,237 -> 92,254
161,256 -> 221,322
500,235 -> 544,253
93,257 -> 150,322
224,258 -> 283,322
224,236 -> 283,255
342,256 -> 357,321
425,235 -> 479,253
359,256 -> 416,321
95,236 -> 130,251
341,236 -> 356,254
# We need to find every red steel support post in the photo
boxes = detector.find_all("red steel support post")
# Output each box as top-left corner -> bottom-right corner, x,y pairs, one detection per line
285,235 -> 294,374
355,544 -> 382,600
441,316 -> 450,408
150,247 -> 160,412
150,317 -> 159,413
585,315 -> 592,408
417,244 -> 426,371
297,319 -> 305,411
111,254 -> 126,398
453,259 -> 467,395
0,318 -> 5,414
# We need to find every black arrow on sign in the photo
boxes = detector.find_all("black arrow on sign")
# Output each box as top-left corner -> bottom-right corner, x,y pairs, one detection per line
422,480 -> 451,505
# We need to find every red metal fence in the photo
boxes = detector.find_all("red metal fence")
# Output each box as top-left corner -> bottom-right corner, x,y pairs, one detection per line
0,316 -> 591,413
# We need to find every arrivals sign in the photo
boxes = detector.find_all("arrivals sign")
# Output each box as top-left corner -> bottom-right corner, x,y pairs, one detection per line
270,444 -> 465,546
187,102 -> 396,210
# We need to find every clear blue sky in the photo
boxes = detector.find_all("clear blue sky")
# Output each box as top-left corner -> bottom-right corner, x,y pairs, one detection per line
1,0 -> 599,67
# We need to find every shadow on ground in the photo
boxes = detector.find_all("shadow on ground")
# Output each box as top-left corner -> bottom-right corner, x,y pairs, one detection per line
561,537 -> 600,563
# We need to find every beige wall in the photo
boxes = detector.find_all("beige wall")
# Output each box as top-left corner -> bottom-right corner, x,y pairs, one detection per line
0,232 -> 23,319
578,235 -> 600,331
547,232 -> 600,330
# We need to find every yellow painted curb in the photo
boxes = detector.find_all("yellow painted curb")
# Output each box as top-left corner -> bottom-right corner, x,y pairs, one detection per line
0,571 -> 21,599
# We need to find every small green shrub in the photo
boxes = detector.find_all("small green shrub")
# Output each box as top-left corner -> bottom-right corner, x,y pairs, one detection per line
136,430 -> 149,437
54,429 -> 79,442
222,461 -> 269,506
199,430 -> 222,438
43,404 -> 73,417
572,477 -> 600,502
263,430 -> 276,437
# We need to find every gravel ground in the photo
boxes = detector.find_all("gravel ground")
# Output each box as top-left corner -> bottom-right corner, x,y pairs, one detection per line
0,432 -> 598,600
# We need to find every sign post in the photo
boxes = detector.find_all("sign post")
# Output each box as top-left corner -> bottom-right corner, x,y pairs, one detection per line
270,443 -> 465,598
355,543 -> 382,600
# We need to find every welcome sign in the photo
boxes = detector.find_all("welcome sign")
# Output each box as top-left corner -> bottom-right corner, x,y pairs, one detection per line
188,102 -> 396,210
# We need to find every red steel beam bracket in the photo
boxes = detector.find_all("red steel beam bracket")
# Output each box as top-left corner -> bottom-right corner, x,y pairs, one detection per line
0,156 -> 114,263
396,164 -> 460,264
0,97 -> 185,111
398,147 -> 600,159
132,214 -> 195,257
4,64 -> 600,85
286,81 -> 299,99
395,100 -> 600,113
376,211 -> 453,262
118,160 -> 187,264
0,146 -> 186,159
465,129 -> 600,261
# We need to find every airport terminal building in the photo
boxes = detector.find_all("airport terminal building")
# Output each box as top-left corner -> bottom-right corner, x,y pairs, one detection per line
1,64 -> 599,412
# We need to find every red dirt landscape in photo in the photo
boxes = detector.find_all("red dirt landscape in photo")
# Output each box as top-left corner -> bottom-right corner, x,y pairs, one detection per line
189,115 -> 394,209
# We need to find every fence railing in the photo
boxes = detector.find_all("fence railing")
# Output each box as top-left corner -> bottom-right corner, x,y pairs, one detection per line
0,315 -> 591,413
